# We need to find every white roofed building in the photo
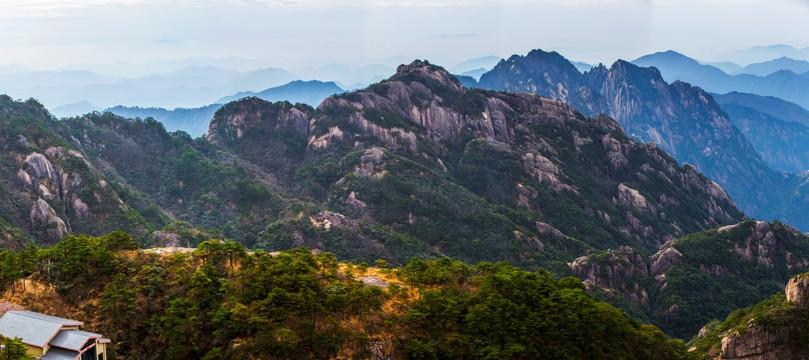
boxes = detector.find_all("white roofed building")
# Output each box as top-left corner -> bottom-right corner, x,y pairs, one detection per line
0,311 -> 109,360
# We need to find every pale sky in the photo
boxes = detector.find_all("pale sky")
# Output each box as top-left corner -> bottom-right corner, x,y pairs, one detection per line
1,0 -> 808,70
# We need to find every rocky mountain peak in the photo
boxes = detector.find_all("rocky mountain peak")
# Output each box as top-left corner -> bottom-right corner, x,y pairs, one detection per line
608,59 -> 664,82
205,97 -> 313,146
389,60 -> 465,95
523,49 -> 581,73
476,49 -> 781,224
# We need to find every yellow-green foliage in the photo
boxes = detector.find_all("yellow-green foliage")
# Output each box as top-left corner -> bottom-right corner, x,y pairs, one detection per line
1,233 -> 693,359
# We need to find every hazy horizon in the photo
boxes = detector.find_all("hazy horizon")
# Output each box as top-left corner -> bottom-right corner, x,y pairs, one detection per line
3,0 -> 809,72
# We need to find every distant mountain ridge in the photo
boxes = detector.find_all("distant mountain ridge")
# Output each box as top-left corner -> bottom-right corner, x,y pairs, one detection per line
712,91 -> 809,128
720,103 -> 809,173
105,103 -> 223,138
104,80 -> 345,138
733,56 -> 809,77
632,50 -> 809,109
216,80 -> 344,105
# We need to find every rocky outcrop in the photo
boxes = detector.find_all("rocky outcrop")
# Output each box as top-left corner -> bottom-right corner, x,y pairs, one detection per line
310,211 -> 358,230
535,221 -> 564,239
71,194 -> 89,217
353,147 -> 388,179
358,276 -> 390,289
152,231 -> 182,247
717,272 -> 809,360
522,152 -> 576,193
721,326 -> 791,360
785,273 -> 809,308
570,246 -> 649,305
302,60 -> 742,247
29,199 -> 68,239
718,221 -> 807,270
367,337 -> 394,360
205,98 -> 313,144
602,134 -> 630,169
24,152 -> 66,199
616,183 -> 654,213
649,246 -> 682,276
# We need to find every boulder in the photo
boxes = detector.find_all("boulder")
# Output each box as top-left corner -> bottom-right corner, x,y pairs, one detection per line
786,273 -> 809,308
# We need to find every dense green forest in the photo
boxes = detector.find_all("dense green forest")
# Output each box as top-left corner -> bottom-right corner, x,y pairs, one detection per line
0,231 -> 695,359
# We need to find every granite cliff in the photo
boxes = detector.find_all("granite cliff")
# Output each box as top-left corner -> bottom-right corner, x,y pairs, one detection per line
571,220 -> 809,338
477,49 -> 808,230
691,271 -> 809,359
0,61 -> 743,269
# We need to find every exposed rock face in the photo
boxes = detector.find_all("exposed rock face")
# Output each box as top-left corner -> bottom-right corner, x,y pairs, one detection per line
785,273 -> 809,308
29,198 -> 68,239
71,194 -> 89,217
307,60 -> 741,248
721,326 -> 791,360
310,211 -> 358,230
522,152 -> 575,192
205,98 -> 313,144
478,49 -> 788,231
358,276 -> 390,289
354,147 -> 388,179
617,183 -> 652,213
718,273 -> 809,360
649,246 -> 682,276
602,134 -> 630,169
152,231 -> 182,247
570,246 -> 649,306
570,220 -> 809,339
24,152 -> 65,199
535,221 -> 564,238
719,221 -> 806,270
368,338 -> 394,360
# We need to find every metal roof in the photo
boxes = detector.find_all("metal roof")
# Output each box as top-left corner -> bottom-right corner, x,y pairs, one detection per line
50,330 -> 101,351
39,347 -> 80,360
0,311 -> 83,348
4,311 -> 82,326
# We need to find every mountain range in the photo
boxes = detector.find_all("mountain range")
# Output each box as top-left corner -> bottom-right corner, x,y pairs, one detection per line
733,56 -> 809,76
103,80 -> 345,138
6,48 -> 809,352
0,61 -> 742,264
632,50 -> 809,110
472,49 -> 809,232
1,58 -> 500,119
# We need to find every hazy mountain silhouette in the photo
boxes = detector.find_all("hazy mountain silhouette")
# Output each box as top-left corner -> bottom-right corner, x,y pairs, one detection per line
216,80 -> 344,106
734,57 -> 809,77
632,50 -> 809,109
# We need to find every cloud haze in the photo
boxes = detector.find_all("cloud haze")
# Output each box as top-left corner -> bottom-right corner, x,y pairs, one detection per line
0,0 -> 808,70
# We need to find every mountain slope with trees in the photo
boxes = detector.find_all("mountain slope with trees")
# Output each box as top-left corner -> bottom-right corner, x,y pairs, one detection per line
0,61 -> 742,270
476,49 -> 809,231
0,232 -> 695,359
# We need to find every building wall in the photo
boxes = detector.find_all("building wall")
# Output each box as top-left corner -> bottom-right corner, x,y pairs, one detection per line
25,344 -> 43,357
97,342 -> 107,360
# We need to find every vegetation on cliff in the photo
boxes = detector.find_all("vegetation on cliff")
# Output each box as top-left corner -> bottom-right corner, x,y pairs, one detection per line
0,231 -> 694,359
573,220 -> 809,339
